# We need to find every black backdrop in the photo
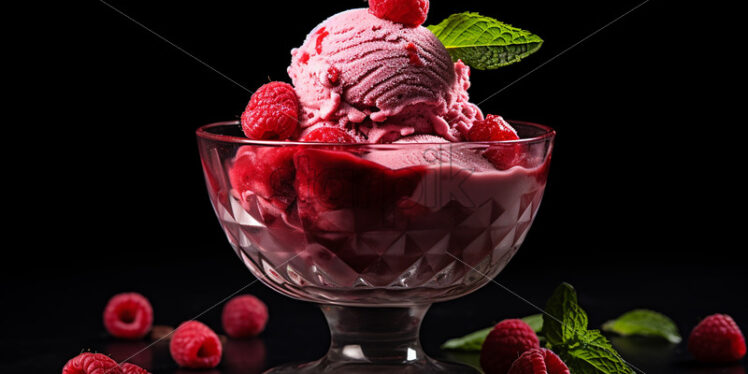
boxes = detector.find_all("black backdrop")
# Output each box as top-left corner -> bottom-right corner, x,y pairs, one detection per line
30,0 -> 741,269
5,1 -> 746,372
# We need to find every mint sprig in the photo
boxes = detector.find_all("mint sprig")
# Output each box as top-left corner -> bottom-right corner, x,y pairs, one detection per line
544,283 -> 635,374
427,12 -> 543,70
561,330 -> 636,374
440,327 -> 492,351
543,283 -> 589,345
603,309 -> 682,344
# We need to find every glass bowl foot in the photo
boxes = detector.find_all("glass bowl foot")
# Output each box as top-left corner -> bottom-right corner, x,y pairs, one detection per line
264,305 -> 479,374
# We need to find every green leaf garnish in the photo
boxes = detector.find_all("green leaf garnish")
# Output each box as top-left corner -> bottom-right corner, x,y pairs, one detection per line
603,309 -> 682,344
542,282 -> 589,345
560,330 -> 636,374
522,313 -> 544,333
427,12 -> 543,70
440,314 -> 543,351
543,283 -> 636,374
441,327 -> 492,351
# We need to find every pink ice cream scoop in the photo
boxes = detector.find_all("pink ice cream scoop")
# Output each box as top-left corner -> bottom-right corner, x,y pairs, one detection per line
288,8 -> 482,143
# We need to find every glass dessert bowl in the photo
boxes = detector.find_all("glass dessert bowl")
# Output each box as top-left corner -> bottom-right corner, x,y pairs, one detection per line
197,121 -> 554,373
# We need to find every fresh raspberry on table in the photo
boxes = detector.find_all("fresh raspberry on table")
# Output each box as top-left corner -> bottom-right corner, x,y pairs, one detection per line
170,321 -> 223,369
480,319 -> 540,374
688,314 -> 746,363
229,146 -> 298,211
300,126 -> 357,143
120,363 -> 150,374
103,293 -> 154,340
507,348 -> 570,374
62,352 -> 123,374
467,115 -> 521,170
241,82 -> 299,140
369,0 -> 429,27
222,295 -> 269,339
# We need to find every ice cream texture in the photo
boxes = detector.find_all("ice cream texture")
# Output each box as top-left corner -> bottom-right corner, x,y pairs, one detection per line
288,8 -> 482,143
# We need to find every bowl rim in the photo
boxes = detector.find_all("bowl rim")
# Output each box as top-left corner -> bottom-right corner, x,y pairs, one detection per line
196,120 -> 556,146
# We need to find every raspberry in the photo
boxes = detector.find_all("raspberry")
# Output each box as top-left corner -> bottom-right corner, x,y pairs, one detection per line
229,146 -> 297,210
62,353 -> 123,374
222,295 -> 269,339
241,82 -> 299,140
369,0 -> 429,27
468,115 -> 521,170
300,126 -> 357,143
103,293 -> 154,340
468,115 -> 519,142
120,363 -> 150,374
508,348 -> 570,374
170,321 -> 223,369
480,319 -> 540,374
688,314 -> 746,363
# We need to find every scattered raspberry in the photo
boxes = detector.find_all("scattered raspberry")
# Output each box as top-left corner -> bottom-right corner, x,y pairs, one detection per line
103,293 -> 154,340
120,363 -> 150,374
300,126 -> 356,143
229,146 -> 297,210
508,348 -> 569,374
62,353 -> 123,374
241,82 -> 299,140
688,314 -> 746,363
170,321 -> 223,369
222,295 -> 269,339
405,42 -> 423,66
480,319 -> 540,374
468,115 -> 521,170
369,0 -> 429,27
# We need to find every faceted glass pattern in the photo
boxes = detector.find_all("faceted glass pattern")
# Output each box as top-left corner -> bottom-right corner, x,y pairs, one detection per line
197,121 -> 554,306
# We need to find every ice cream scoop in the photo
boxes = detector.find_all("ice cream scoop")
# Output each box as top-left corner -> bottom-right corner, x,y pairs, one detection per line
288,8 -> 482,143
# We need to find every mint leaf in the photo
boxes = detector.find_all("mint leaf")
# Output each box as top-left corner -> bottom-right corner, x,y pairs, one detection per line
427,12 -> 543,70
441,327 -> 492,351
522,314 -> 544,333
542,283 -> 588,345
441,314 -> 542,351
560,330 -> 635,374
603,309 -> 682,344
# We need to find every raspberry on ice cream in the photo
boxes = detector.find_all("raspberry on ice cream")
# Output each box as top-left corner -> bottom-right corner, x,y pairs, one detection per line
103,293 -> 154,340
170,321 -> 223,369
688,314 -> 746,363
468,115 -> 522,170
241,82 -> 300,140
62,353 -> 123,374
467,115 -> 520,142
222,295 -> 269,339
507,348 -> 569,374
369,0 -> 430,28
481,319 -> 540,374
300,126 -> 357,143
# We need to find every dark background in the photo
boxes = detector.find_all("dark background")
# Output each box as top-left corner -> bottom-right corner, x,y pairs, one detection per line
5,0 -> 745,373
